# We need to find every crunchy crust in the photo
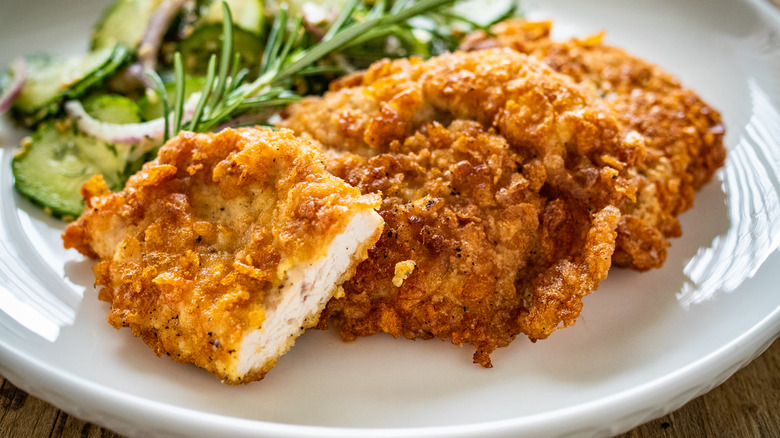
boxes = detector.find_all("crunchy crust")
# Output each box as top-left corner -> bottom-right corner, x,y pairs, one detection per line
63,128 -> 381,383
280,49 -> 638,365
460,20 -> 726,270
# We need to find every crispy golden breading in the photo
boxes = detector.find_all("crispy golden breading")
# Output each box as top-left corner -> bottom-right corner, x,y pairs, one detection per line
461,21 -> 726,270
63,128 -> 383,383
280,49 -> 641,365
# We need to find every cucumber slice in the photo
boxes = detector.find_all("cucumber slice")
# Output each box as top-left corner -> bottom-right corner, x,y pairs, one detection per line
83,94 -> 143,124
11,45 -> 129,127
91,0 -> 165,50
203,0 -> 264,34
178,24 -> 264,76
13,94 -> 141,218
12,120 -> 131,218
69,45 -> 130,98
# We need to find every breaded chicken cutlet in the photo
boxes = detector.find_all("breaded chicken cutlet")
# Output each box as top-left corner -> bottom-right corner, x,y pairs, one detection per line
460,20 -> 726,270
63,128 -> 383,383
280,48 -> 644,366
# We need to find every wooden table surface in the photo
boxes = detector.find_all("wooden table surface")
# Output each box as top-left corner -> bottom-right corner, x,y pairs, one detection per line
0,338 -> 777,437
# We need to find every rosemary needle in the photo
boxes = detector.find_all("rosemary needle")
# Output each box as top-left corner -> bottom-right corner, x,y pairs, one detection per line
208,1 -> 234,109
171,52 -> 185,135
146,70 -> 170,143
187,55 -> 217,131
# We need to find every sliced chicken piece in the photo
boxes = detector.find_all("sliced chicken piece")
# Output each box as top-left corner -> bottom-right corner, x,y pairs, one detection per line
63,127 -> 383,383
236,207 -> 382,378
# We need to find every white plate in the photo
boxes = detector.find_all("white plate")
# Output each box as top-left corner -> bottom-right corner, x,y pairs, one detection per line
1,0 -> 779,437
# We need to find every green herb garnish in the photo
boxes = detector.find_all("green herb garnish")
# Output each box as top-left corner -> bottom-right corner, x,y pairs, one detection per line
162,0 -> 469,135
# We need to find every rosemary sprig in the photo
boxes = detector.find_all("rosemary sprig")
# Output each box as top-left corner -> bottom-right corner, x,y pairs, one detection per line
163,0 -> 460,135
276,0 -> 455,81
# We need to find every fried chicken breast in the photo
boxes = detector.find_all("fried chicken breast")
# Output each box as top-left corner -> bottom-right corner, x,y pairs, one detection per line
461,21 -> 726,270
63,128 -> 383,383
280,49 -> 643,366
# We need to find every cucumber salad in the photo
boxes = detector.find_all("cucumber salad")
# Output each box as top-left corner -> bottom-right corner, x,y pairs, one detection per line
0,0 -> 521,219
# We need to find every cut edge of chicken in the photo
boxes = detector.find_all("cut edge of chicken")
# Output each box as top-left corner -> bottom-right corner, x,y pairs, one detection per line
235,208 -> 384,378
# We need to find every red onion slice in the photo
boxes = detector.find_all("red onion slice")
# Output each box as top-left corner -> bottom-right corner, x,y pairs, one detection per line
138,0 -> 188,72
64,93 -> 200,148
0,58 -> 27,114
